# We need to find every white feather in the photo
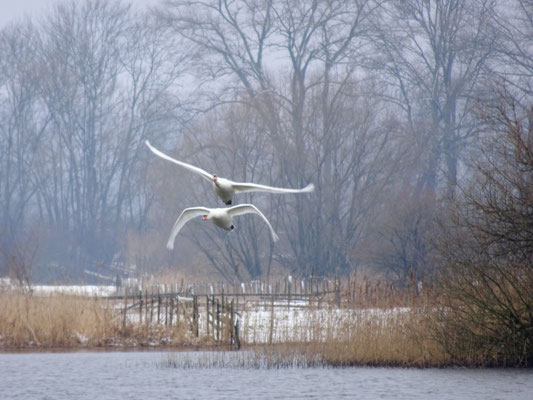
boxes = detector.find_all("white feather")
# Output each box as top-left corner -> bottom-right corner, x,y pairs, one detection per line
146,141 -> 313,204
167,207 -> 211,250
146,141 -> 213,183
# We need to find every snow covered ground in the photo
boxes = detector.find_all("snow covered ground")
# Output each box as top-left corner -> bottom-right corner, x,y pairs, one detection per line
239,303 -> 410,344
0,279 -> 117,296
31,285 -> 117,296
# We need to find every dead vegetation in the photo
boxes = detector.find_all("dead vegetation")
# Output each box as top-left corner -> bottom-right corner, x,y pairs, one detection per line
1,267 -> 529,368
0,276 -> 445,368
0,289 -> 196,349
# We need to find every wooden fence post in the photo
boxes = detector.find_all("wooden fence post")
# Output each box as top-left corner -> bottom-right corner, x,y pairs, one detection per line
216,299 -> 220,342
150,288 -> 154,324
144,289 -> 149,326
138,289 -> 143,325
234,312 -> 241,350
269,292 -> 275,345
168,294 -> 174,328
211,295 -> 216,339
335,277 -> 341,308
123,287 -> 128,329
157,287 -> 161,325
287,279 -> 291,310
176,295 -> 180,328
230,299 -> 235,348
206,295 -> 210,337
193,295 -> 198,337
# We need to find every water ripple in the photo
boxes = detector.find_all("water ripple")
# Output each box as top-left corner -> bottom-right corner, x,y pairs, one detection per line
1,351 -> 531,400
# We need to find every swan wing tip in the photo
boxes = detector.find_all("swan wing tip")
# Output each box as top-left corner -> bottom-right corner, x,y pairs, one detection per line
304,183 -> 315,192
166,241 -> 174,250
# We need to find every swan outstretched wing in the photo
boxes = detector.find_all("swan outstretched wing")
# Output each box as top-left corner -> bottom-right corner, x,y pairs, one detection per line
227,204 -> 279,242
231,182 -> 314,195
146,141 -> 213,183
167,207 -> 211,250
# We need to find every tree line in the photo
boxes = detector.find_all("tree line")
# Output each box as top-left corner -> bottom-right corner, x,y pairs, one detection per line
1,0 -> 532,288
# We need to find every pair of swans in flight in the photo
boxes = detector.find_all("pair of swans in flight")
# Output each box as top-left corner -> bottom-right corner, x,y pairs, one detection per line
145,141 -> 314,249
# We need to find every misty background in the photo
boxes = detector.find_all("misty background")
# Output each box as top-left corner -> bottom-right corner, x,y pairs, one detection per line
1,0 -> 532,286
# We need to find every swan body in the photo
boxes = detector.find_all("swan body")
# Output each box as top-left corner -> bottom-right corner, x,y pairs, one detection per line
146,140 -> 314,205
166,204 -> 279,250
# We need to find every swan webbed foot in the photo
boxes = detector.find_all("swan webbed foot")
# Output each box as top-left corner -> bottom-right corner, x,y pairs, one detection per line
224,200 -> 232,205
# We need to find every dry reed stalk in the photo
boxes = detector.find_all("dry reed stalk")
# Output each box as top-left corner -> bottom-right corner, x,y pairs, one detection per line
238,276 -> 447,367
0,290 -> 196,349
318,281 -> 448,367
1,276 -> 450,367
0,290 -> 120,347
316,307 -> 446,367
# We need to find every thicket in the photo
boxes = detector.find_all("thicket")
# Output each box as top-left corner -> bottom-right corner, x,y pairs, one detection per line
431,96 -> 533,367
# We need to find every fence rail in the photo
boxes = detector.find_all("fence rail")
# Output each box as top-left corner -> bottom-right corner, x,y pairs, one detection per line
60,275 -> 417,348
103,276 -> 345,348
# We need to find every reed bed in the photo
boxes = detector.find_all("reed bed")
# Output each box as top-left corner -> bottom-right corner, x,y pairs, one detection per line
0,276 -> 460,367
237,277 -> 447,368
314,308 -> 446,367
0,289 -> 194,349
159,346 -> 326,369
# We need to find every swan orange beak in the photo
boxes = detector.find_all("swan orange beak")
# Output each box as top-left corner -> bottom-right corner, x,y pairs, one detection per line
213,175 -> 217,181
202,215 -> 207,220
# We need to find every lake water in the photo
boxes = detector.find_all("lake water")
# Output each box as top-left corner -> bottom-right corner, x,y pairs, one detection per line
1,350 -> 532,399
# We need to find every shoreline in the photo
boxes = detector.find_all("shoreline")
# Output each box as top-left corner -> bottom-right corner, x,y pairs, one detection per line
0,343 -> 530,370
0,344 -> 225,354
2,282 -> 531,368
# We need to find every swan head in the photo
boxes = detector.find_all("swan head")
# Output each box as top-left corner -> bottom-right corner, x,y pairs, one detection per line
222,224 -> 234,231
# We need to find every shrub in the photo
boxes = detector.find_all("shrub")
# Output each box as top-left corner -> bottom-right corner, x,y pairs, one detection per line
434,95 -> 533,366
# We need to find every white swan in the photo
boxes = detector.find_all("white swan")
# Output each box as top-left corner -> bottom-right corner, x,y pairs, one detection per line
166,204 -> 279,250
146,140 -> 314,205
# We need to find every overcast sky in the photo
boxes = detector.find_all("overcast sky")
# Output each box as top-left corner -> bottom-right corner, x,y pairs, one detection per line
0,0 -> 51,27
0,0 -> 159,28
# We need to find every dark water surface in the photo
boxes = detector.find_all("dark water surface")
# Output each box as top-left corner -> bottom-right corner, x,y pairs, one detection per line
1,351 -> 531,399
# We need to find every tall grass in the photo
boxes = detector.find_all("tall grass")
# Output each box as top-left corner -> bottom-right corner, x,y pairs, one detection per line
0,289 -> 192,348
159,346 -> 325,369
319,279 -> 447,367
3,275 -> 510,367
238,276 -> 447,367
315,306 -> 446,367
0,290 -> 117,347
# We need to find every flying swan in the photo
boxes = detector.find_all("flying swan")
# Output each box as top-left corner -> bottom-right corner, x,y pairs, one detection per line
146,140 -> 314,205
166,204 -> 279,250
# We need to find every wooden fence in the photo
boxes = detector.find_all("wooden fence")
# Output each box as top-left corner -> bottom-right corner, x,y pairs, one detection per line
107,277 -> 342,348
103,275 -> 417,347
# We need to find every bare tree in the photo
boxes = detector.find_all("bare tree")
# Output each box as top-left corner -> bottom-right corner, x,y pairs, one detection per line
149,102 -> 277,281
156,0 -> 393,278
490,0 -> 533,97
373,0 -> 497,197
31,1 -> 131,270
21,0 -> 188,277
0,233 -> 37,291
114,13 -> 191,231
360,188 -> 437,285
0,22 -> 50,277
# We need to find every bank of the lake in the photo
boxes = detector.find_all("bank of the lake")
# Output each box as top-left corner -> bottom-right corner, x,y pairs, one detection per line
1,350 -> 532,400
1,277 -> 531,368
